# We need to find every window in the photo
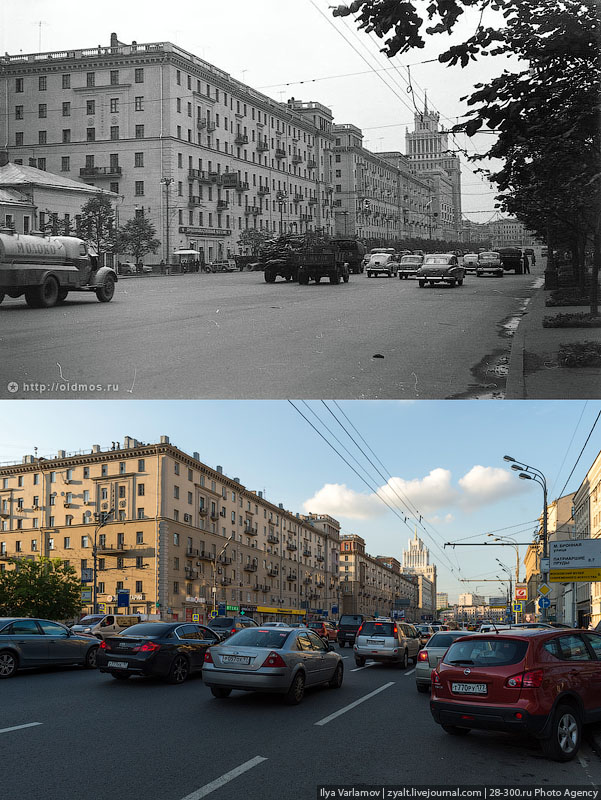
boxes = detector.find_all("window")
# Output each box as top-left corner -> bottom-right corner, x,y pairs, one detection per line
135,96 -> 144,111
38,131 -> 47,145
173,533 -> 180,546
177,98 -> 181,113
135,580 -> 143,593
135,68 -> 144,83
118,486 -> 126,499
38,104 -> 47,118
138,484 -> 145,496
188,492 -> 192,505
135,125 -> 145,139
65,515 -> 73,526
134,152 -> 144,168
62,130 -> 71,144
173,581 -> 180,594
86,100 -> 96,115
98,582 -> 105,594
62,74 -> 70,89
33,473 -> 39,485
137,508 -> 145,519
87,128 -> 96,142
174,463 -> 180,475
81,536 -> 90,548
101,465 -> 108,477
39,76 -> 47,91
83,467 -> 90,479
15,132 -> 23,146
174,486 -> 180,499
15,106 -> 23,120
136,531 -> 144,544
16,78 -> 23,93
135,181 -> 144,196
31,539 -> 38,551
138,459 -> 145,471
110,98 -> 119,113
110,70 -> 119,85
110,126 -> 119,140
176,70 -> 181,85
557,635 -> 592,661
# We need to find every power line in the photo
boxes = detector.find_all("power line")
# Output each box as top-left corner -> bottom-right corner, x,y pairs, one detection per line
557,409 -> 601,499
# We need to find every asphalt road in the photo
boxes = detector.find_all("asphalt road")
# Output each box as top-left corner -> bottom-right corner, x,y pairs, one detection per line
3,651 -> 601,800
0,270 -> 541,400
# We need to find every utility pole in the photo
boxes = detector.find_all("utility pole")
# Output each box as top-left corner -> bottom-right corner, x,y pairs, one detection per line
160,177 -> 174,264
212,538 -> 233,616
93,509 -> 114,614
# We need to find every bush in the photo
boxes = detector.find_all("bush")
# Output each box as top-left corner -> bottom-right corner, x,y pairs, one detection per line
543,312 -> 601,328
545,288 -> 591,307
558,341 -> 601,368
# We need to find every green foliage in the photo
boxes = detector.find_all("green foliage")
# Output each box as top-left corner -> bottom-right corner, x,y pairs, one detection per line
558,341 -> 601,368
0,557 -> 83,620
543,313 -> 601,329
79,193 -> 116,256
237,228 -> 273,256
116,216 -> 161,263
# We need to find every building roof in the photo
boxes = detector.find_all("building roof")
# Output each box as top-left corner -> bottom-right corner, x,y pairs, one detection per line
0,187 -> 33,206
0,163 -> 116,196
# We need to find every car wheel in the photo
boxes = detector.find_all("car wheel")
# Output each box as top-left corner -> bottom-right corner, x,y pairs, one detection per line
448,279 -> 456,288
30,275 -> 60,308
96,274 -> 115,303
284,671 -> 305,705
457,278 -> 464,286
166,655 -> 190,684
328,663 -> 343,689
85,646 -> 99,669
315,276 -> 321,283
354,656 -> 366,667
57,288 -> 69,304
416,683 -> 430,693
402,650 -> 409,669
0,650 -> 18,678
329,272 -> 340,285
264,270 -> 276,283
442,724 -> 470,736
112,672 -> 131,680
211,687 -> 232,699
540,705 -> 581,761
418,281 -> 425,288
0,292 -> 4,304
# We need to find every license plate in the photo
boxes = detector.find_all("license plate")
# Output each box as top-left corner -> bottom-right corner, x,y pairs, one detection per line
222,655 -> 250,665
107,660 -> 129,669
451,682 -> 487,695
367,639 -> 384,645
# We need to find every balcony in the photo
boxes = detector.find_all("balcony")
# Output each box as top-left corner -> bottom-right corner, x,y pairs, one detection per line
199,507 -> 208,517
243,562 -> 258,572
186,547 -> 199,557
308,197 -> 318,205
235,181 -> 250,192
275,147 -> 287,159
217,199 -> 229,210
316,554 -> 324,562
198,550 -> 214,561
210,512 -> 219,521
286,542 -> 297,551
244,525 -> 257,536
315,580 -> 325,588
302,549 -> 312,557
257,186 -> 270,195
307,159 -> 317,169
217,555 -> 232,565
220,577 -> 232,586
221,173 -> 240,188
292,154 -> 303,164
188,196 -> 202,207
300,214 -> 313,222
303,577 -> 312,585
79,166 -> 122,178
199,171 -> 215,184
244,205 -> 262,215
206,122 -> 216,132
97,544 -> 127,555
267,534 -> 279,544
256,141 -> 269,152
234,134 -> 249,145
185,567 -> 198,579
293,193 -> 304,203
267,567 -> 279,577
287,572 -> 297,581
0,552 -> 11,561
188,169 -> 201,180
197,119 -> 207,130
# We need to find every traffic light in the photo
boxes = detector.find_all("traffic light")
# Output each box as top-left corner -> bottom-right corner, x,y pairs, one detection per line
363,199 -> 371,211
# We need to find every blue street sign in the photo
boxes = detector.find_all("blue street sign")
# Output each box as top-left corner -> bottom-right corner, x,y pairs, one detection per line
117,590 -> 130,608
538,596 -> 551,609
331,606 -> 338,615
217,603 -> 226,616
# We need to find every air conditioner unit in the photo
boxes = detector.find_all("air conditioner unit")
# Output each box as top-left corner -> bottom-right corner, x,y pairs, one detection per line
218,567 -> 223,574
64,503 -> 71,508
64,479 -> 71,485
184,514 -> 191,523
196,561 -> 202,566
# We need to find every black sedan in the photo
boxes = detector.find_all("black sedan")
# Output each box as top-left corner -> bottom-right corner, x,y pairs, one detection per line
0,617 -> 100,678
97,622 -> 220,684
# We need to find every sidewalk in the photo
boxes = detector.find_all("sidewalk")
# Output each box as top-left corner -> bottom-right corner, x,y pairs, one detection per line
506,286 -> 601,399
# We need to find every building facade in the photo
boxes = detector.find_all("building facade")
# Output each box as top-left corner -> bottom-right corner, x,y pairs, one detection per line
402,531 -> 437,613
0,436 -> 341,624
0,35 -> 337,265
573,451 -> 601,627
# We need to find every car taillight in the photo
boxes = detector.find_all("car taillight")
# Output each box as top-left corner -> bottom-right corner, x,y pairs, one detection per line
506,669 -> 544,688
230,629 -> 236,636
431,669 -> 442,687
418,651 -> 429,662
204,649 -> 214,663
356,624 -> 363,636
261,651 -> 287,668
137,641 -> 161,653
393,626 -> 398,636
99,640 -> 107,650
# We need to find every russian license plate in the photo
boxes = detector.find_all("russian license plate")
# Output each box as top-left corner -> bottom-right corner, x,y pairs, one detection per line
367,639 -> 384,645
451,682 -> 487,695
107,661 -> 129,669
222,655 -> 250,665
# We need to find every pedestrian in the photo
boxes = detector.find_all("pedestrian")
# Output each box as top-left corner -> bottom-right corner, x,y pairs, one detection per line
160,259 -> 165,275
530,252 -> 536,267
522,252 -> 530,274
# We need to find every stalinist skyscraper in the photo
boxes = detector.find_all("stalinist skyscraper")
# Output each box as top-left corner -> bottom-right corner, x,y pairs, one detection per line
402,530 -> 437,612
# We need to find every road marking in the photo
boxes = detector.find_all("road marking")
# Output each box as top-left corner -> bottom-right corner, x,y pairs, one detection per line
577,753 -> 597,787
315,682 -> 395,727
350,662 -> 377,672
0,722 -> 43,735
404,668 -> 415,676
180,756 -> 267,800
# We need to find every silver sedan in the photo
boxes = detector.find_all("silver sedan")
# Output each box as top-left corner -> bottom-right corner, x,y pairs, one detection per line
202,625 -> 343,704
415,630 -> 472,692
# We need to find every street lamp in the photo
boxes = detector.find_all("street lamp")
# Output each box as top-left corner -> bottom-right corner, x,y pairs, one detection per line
503,455 -> 549,620
212,537 -> 233,616
160,177 -> 174,263
93,509 -> 114,614
276,190 -> 288,234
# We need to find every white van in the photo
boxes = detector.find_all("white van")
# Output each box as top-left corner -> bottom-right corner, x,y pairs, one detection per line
70,613 -> 156,640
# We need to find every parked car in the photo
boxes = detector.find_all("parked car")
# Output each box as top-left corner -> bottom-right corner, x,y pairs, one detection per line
416,254 -> 465,288
462,253 -> 479,273
71,613 -> 153,640
307,621 -> 337,642
202,625 -> 343,704
337,614 -> 374,647
398,254 -> 424,279
430,628 -> 601,761
476,251 -> 503,278
207,616 -> 258,640
353,619 -> 421,669
415,630 -> 472,692
97,622 -> 220,684
0,617 -> 100,678
366,252 -> 399,278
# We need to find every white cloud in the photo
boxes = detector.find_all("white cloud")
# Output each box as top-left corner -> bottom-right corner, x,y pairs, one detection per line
458,466 -> 526,508
430,513 -> 455,524
302,483 -> 383,520
379,469 -> 457,515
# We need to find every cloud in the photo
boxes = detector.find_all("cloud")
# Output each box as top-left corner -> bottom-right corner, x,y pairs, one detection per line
378,469 -> 457,515
303,483 -> 383,520
430,513 -> 455,524
458,465 -> 526,508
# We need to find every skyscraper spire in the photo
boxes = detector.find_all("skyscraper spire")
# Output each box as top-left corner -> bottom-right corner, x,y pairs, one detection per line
424,91 -> 428,114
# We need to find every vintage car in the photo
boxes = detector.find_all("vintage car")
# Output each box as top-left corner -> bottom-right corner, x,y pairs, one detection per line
476,251 -> 503,277
397,254 -> 424,279
416,253 -> 465,288
462,253 -> 479,273
366,252 -> 399,278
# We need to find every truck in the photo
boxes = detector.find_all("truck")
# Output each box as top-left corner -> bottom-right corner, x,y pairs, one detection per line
297,245 -> 350,285
498,247 -> 524,274
259,235 -> 303,283
0,230 -> 117,308
330,238 -> 366,274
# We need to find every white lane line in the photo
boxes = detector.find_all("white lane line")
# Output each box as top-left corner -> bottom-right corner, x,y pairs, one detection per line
180,756 -> 267,800
0,722 -> 43,735
350,663 -> 377,672
315,682 -> 395,727
404,668 -> 416,676
577,753 -> 597,787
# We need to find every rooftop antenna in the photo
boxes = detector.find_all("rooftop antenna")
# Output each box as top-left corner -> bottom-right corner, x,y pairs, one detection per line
34,21 -> 48,52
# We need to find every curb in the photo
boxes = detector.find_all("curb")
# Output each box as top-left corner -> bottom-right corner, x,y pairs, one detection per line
506,318 -> 526,399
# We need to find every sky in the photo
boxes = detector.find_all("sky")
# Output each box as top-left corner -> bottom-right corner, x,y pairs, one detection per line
0,0 -> 516,220
1,399 -> 599,603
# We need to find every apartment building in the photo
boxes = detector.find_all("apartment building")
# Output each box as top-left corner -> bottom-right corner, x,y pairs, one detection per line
573,451 -> 601,627
339,534 -> 420,620
0,436 -> 341,623
0,34 -> 336,264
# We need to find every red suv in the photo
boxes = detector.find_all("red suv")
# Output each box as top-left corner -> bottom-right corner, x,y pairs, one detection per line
307,621 -> 337,643
430,628 -> 601,761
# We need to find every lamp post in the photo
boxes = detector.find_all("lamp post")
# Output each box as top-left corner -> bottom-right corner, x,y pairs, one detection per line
276,190 -> 287,235
93,509 -> 114,614
212,537 -> 233,616
496,560 -> 513,622
160,177 -> 174,264
503,455 -> 549,620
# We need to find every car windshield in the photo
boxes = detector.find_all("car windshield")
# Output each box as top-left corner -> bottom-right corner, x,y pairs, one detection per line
117,623 -> 166,638
444,637 -> 528,666
424,256 -> 452,265
225,628 -> 292,649
340,615 -> 363,625
428,632 -> 470,648
75,615 -> 104,625
308,623 -> 323,629
360,622 -> 395,636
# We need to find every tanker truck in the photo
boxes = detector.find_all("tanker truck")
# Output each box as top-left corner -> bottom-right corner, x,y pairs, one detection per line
0,229 -> 117,308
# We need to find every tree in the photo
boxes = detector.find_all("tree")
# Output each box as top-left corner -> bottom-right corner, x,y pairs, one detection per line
237,228 -> 273,256
0,557 -> 83,620
116,216 -> 161,264
79,193 -> 116,260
